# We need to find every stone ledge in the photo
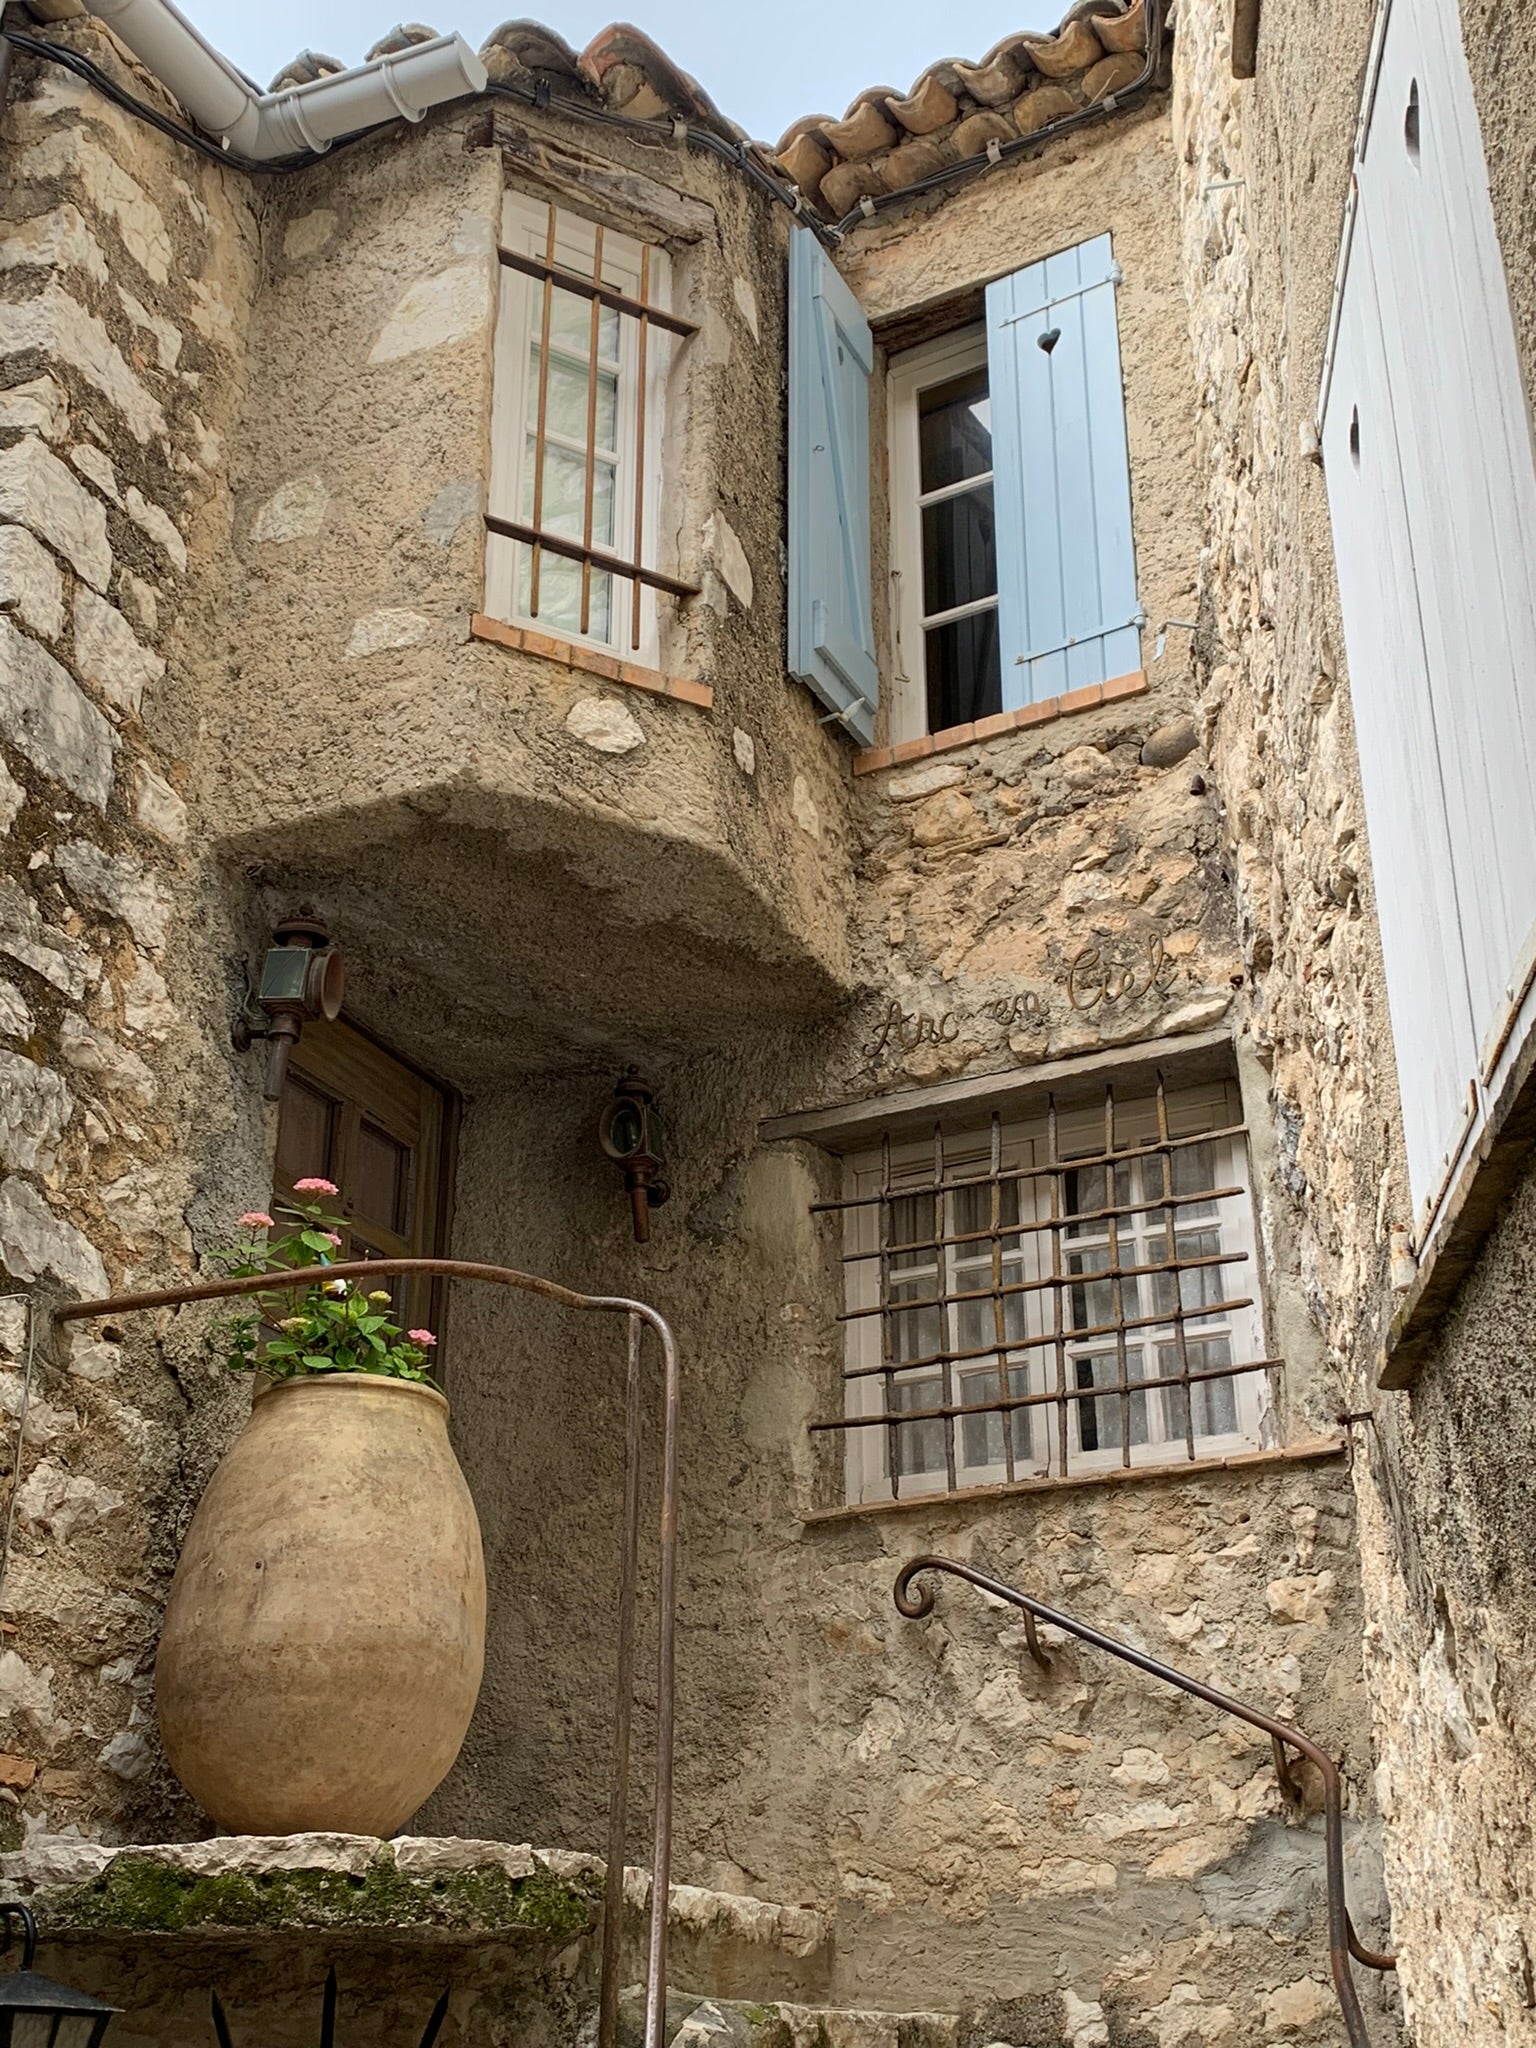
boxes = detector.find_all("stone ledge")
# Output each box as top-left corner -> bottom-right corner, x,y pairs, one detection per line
470,613 -> 714,708
801,1437 -> 1347,1525
0,1833 -> 829,1969
852,669 -> 1148,775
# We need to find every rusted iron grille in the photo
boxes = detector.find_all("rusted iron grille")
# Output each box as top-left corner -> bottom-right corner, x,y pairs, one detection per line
490,203 -> 699,651
811,1080 -> 1279,1498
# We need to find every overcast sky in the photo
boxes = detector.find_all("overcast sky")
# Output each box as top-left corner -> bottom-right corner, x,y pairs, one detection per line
184,0 -> 1064,143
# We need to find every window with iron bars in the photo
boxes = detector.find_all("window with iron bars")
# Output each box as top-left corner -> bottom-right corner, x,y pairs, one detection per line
485,193 -> 698,666
815,1076 -> 1278,1505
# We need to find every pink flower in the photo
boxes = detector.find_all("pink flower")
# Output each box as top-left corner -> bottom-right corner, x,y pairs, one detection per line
408,1329 -> 438,1348
321,1231 -> 343,1248
293,1177 -> 339,1196
239,1211 -> 275,1230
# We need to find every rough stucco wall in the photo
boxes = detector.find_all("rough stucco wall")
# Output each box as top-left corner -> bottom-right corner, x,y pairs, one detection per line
204,110 -> 858,1074
0,27 -> 273,1844
1174,0 -> 1536,2037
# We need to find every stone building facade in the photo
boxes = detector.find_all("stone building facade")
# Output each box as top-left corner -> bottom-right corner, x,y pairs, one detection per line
0,0 -> 1525,2042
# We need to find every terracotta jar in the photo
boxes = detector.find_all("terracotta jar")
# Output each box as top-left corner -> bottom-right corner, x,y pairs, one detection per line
156,1374 -> 486,1836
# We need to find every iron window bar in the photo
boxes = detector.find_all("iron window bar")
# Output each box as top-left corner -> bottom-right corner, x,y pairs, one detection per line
836,1246 -> 1247,1323
499,245 -> 699,339
813,1356 -> 1284,1427
815,1080 -> 1278,1495
491,205 -> 700,653
811,1118 -> 1252,1214
53,1259 -> 679,2048
892,1555 -> 1396,2048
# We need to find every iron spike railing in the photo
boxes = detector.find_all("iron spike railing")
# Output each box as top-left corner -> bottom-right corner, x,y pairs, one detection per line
892,1554 -> 1396,2048
54,1259 -> 680,2048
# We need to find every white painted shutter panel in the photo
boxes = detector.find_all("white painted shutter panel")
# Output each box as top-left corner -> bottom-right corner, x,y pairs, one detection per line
986,234 -> 1141,706
788,230 -> 879,744
1357,0 -> 1536,1100
1322,0 -> 1536,1229
1322,203 -> 1479,1219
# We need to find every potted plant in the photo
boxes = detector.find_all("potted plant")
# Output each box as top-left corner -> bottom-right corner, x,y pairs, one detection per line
155,1181 -> 486,1838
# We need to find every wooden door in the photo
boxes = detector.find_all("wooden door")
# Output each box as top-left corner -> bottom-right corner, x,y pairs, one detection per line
275,1017 -> 456,1348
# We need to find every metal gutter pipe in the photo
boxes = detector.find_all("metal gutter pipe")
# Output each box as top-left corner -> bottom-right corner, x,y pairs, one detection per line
82,0 -> 485,159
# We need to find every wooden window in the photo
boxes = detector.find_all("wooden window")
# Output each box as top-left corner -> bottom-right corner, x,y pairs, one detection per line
485,193 -> 693,666
888,325 -> 1000,735
881,236 -> 1141,745
275,1017 -> 456,1347
814,1077 -> 1275,1506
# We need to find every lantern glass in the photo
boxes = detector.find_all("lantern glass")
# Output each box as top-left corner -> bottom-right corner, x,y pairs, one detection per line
8,2013 -> 111,2046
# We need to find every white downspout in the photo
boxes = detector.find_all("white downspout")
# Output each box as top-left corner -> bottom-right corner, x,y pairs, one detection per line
83,0 -> 487,160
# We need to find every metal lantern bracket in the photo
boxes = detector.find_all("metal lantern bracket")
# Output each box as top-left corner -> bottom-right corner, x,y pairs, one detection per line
599,1070 -> 671,1243
52,1262 -> 679,2048
232,911 -> 346,1101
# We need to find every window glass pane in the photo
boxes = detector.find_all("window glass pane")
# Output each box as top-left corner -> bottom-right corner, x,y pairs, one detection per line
1156,1334 -> 1238,1438
1065,1159 -> 1134,1229
918,365 -> 992,492
925,609 -> 1000,732
1068,1243 -> 1141,1332
890,1373 -> 946,1475
921,485 -> 997,618
1170,1139 -> 1219,1219
1074,1347 -> 1148,1450
546,283 -> 620,361
1147,1225 -> 1228,1320
530,348 -> 619,451
275,1076 -> 336,1192
959,1363 -> 1034,1469
522,440 -> 616,544
515,546 -> 613,641
354,1119 -> 412,1237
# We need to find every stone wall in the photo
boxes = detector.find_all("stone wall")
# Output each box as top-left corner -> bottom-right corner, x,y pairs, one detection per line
0,24 -> 266,1843
1172,0 -> 1536,2038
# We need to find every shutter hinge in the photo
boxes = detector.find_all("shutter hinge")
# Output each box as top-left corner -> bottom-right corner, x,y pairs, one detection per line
819,696 -> 872,729
1012,608 -> 1145,668
999,263 -> 1122,326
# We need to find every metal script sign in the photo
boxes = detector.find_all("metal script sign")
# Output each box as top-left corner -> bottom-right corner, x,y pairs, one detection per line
863,933 -> 1177,1066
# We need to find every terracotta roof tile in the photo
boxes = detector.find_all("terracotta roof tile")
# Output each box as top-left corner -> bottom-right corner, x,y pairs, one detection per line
262,2 -> 1153,216
768,0 -> 1155,219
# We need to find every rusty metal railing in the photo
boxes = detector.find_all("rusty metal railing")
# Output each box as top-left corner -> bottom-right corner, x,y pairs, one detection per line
54,1259 -> 679,2048
893,1554 -> 1395,2048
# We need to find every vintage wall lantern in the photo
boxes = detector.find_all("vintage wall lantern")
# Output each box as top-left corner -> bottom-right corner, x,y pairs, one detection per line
0,1902 -> 118,2044
599,1070 -> 670,1242
233,911 -> 346,1100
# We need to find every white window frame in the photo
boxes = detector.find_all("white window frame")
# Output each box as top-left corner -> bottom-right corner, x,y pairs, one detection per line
840,1078 -> 1272,1506
887,324 -> 993,745
486,192 -> 671,666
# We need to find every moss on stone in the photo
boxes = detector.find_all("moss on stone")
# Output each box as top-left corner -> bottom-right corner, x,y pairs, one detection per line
48,1854 -> 592,1942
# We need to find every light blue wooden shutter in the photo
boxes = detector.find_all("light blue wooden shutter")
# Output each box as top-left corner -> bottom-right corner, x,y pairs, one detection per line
788,230 -> 879,744
987,235 -> 1141,705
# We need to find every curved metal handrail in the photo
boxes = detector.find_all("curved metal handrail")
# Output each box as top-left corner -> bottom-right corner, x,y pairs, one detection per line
54,1259 -> 679,2048
894,1554 -> 1395,2048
